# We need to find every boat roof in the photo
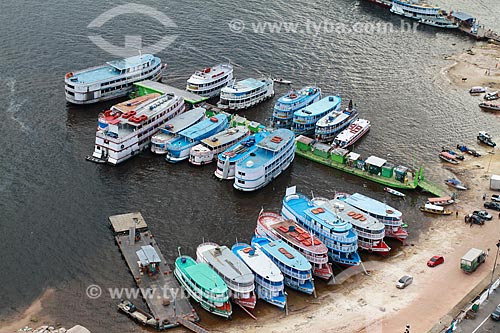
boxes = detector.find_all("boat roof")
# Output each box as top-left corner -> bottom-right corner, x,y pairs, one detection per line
365,156 -> 387,167
334,119 -> 370,142
232,243 -> 283,282
175,256 -> 228,294
72,54 -> 158,84
218,131 -> 270,162
424,203 -> 443,211
160,107 -> 206,134
462,248 -> 484,262
440,152 -> 456,159
135,80 -> 208,104
179,114 -> 227,140
258,212 -> 328,254
187,64 -> 233,84
427,196 -> 452,203
201,126 -> 249,148
344,193 -> 402,218
252,238 -> 311,271
276,86 -> 320,105
313,198 -> 385,232
222,78 -> 271,94
316,107 -> 355,127
393,0 -> 439,9
304,205 -> 352,232
294,96 -> 341,117
198,244 -> 254,285
136,245 -> 161,265
296,135 -> 315,146
347,152 -> 361,160
236,129 -> 294,169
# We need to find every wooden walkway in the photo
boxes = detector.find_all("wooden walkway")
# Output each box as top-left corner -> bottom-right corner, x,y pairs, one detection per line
110,212 -> 207,332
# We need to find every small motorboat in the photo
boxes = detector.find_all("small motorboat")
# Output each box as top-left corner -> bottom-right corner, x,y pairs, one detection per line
384,187 -> 405,197
272,78 -> 292,85
477,132 -> 496,147
479,102 -> 500,112
469,86 -> 486,94
427,196 -> 455,206
439,151 -> 459,164
456,144 -> 481,157
419,203 -> 453,215
484,91 -> 499,101
445,178 -> 468,190
441,147 -> 465,160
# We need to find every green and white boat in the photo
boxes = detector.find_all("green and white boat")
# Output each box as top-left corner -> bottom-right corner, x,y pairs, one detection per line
174,255 -> 232,319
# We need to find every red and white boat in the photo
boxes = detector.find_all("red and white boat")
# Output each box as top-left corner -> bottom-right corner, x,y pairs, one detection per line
255,211 -> 333,280
333,118 -> 370,148
427,196 -> 455,206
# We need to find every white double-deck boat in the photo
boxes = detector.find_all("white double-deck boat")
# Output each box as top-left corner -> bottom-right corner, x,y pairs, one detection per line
65,54 -> 163,104
311,197 -> 390,255
90,93 -> 185,165
271,87 -> 321,129
218,78 -> 274,111
232,243 -> 286,309
390,1 -> 457,29
196,242 -> 257,310
214,131 -> 270,180
186,64 -> 233,98
315,101 -> 358,142
189,126 -> 250,165
332,118 -> 371,148
234,129 -> 295,191
255,211 -> 333,280
293,96 -> 342,136
150,107 -> 206,154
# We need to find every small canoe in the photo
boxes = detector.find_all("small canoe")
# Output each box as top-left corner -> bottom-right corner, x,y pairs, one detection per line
445,178 -> 468,190
273,78 -> 292,85
384,187 -> 405,197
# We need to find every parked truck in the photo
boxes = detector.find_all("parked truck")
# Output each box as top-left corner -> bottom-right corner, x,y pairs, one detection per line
461,248 -> 487,273
491,175 -> 500,191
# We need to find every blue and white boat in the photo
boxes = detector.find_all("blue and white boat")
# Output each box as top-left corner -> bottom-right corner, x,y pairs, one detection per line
251,237 -> 315,295
315,100 -> 358,142
271,87 -> 321,129
151,107 -> 206,154
214,131 -> 270,180
390,1 -> 458,29
217,78 -> 274,111
165,114 -> 229,163
292,96 -> 342,136
233,129 -> 295,191
281,186 -> 361,266
232,243 -> 287,309
65,54 -> 164,105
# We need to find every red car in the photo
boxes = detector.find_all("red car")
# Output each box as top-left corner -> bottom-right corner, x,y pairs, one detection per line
427,255 -> 444,267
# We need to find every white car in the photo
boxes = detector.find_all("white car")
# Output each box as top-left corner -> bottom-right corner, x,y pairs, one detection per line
492,194 -> 500,203
396,275 -> 413,289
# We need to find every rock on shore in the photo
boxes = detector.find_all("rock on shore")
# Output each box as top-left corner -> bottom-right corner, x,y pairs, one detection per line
18,325 -> 90,333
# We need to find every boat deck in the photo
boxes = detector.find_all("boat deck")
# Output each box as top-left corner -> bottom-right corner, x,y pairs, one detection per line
419,178 -> 448,197
135,80 -> 209,105
201,126 -> 248,148
109,212 -> 200,330
294,95 -> 341,117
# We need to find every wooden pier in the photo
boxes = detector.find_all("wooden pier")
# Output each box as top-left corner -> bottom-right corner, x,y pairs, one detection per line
110,212 -> 207,332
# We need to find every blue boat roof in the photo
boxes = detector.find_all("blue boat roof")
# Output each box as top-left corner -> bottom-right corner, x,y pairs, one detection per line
344,193 -> 402,218
294,96 -> 341,117
251,237 -> 311,271
304,205 -> 352,232
179,114 -> 227,140
218,131 -> 270,162
72,54 -> 158,84
236,129 -> 294,169
276,86 -> 320,105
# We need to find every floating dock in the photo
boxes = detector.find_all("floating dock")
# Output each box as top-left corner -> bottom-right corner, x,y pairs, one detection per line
110,212 -> 208,332
134,80 -> 209,106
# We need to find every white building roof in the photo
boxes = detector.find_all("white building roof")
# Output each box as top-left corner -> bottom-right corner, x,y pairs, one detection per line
365,156 -> 387,167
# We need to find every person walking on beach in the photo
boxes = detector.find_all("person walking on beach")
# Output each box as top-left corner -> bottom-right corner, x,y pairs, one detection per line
456,211 -> 459,218
483,193 -> 487,200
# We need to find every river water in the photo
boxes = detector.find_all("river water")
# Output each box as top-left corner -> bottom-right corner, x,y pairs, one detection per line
1,0 -> 499,331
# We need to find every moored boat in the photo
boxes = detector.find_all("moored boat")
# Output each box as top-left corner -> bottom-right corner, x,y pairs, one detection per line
281,187 -> 361,266
439,151 -> 459,165
390,0 -> 456,29
233,128 -> 295,191
419,203 -> 453,215
477,132 -> 496,147
65,54 -> 163,105
314,100 -> 358,142
186,64 -> 233,98
218,78 -> 274,111
272,87 -> 321,129
251,237 -> 315,295
293,96 -> 342,136
457,144 -> 481,157
470,86 -> 487,94
384,187 -> 405,197
441,147 -> 465,160
90,93 -> 185,165
484,91 -> 499,101
445,178 -> 468,190
339,192 -> 408,242
151,107 -> 206,154
189,126 -> 250,165
196,242 -> 256,310
165,114 -> 229,163
174,255 -> 232,318
232,243 -> 286,309
214,131 -> 270,180
255,211 -> 333,280
272,78 -> 292,85
427,196 -> 455,206
332,118 -> 370,148
479,102 -> 500,112
312,197 -> 390,255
